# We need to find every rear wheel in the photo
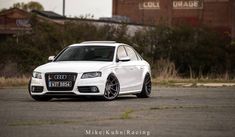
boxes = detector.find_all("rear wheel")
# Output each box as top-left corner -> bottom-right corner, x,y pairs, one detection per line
136,74 -> 151,98
103,74 -> 120,101
28,79 -> 52,101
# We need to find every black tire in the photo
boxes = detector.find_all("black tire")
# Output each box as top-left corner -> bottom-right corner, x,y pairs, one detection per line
28,79 -> 52,101
136,74 -> 151,98
103,74 -> 120,101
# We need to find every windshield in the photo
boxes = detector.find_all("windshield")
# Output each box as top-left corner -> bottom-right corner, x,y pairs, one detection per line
55,46 -> 115,62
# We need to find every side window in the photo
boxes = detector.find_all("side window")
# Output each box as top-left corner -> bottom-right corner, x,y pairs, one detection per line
125,46 -> 138,61
134,51 -> 140,60
135,51 -> 143,60
117,46 -> 127,59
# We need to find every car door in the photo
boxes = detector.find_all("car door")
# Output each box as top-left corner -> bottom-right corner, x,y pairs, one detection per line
124,45 -> 143,90
115,46 -> 135,93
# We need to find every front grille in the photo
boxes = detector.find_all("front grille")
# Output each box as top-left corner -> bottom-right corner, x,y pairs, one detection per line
31,86 -> 44,93
45,92 -> 76,95
45,73 -> 77,91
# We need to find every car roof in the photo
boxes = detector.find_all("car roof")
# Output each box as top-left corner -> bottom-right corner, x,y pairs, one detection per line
69,41 -> 125,47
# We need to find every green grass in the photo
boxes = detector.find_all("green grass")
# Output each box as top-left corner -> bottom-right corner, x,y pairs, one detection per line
120,109 -> 134,119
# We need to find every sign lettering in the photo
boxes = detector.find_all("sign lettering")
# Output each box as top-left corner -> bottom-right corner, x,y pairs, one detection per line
16,19 -> 31,27
139,0 -> 160,10
173,0 -> 203,9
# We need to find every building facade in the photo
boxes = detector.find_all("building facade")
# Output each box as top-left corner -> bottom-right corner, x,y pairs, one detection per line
0,8 -> 65,39
0,8 -> 31,36
113,0 -> 235,38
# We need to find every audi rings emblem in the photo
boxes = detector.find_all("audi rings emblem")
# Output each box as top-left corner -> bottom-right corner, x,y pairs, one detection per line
54,75 -> 67,80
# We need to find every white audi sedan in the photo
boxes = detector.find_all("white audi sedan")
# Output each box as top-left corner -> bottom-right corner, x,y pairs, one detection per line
29,41 -> 151,101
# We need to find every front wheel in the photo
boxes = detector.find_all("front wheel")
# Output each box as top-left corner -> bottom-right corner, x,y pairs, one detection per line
28,79 -> 52,101
103,74 -> 120,101
136,74 -> 151,98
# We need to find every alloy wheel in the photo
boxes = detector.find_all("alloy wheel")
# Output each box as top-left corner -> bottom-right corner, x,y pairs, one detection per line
144,74 -> 151,95
104,74 -> 120,100
136,74 -> 151,98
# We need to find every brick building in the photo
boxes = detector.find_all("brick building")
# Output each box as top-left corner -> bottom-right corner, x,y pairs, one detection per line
113,0 -> 235,38
0,8 -> 65,37
0,8 -> 31,36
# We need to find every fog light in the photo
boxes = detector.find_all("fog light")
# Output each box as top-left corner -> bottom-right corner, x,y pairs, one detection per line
31,86 -> 44,93
77,86 -> 99,93
91,86 -> 98,92
32,86 -> 35,91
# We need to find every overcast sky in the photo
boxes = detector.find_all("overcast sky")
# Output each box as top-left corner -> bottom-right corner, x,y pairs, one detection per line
0,0 -> 112,18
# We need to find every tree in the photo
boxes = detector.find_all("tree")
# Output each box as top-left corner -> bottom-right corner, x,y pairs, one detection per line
12,1 -> 44,11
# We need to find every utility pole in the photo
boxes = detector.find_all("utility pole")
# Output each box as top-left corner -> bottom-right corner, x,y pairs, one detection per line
63,0 -> 65,16
232,0 -> 235,40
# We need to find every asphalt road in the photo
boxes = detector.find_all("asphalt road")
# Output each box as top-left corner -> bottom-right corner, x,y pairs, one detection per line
0,87 -> 235,137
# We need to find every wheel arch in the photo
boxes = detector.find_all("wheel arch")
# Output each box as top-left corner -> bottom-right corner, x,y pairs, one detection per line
106,72 -> 120,84
140,71 -> 151,91
141,68 -> 152,83
103,72 -> 120,100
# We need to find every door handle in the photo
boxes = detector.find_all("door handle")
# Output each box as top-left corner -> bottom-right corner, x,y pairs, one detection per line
137,66 -> 143,70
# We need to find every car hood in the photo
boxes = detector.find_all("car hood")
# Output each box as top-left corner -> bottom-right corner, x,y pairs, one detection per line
34,61 -> 114,73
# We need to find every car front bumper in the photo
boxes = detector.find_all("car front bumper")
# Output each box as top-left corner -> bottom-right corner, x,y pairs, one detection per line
30,74 -> 106,96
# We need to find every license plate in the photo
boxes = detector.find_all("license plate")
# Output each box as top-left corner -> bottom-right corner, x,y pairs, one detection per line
48,81 -> 72,88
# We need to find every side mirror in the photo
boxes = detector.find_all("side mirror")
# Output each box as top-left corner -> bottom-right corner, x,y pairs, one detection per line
48,56 -> 55,62
118,56 -> 131,62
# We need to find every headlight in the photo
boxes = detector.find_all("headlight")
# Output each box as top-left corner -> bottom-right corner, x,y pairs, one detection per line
32,71 -> 42,79
81,72 -> 102,79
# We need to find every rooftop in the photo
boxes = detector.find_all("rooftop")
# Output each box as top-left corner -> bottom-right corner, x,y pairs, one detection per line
81,41 -> 117,44
69,41 -> 123,47
31,10 -> 65,19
